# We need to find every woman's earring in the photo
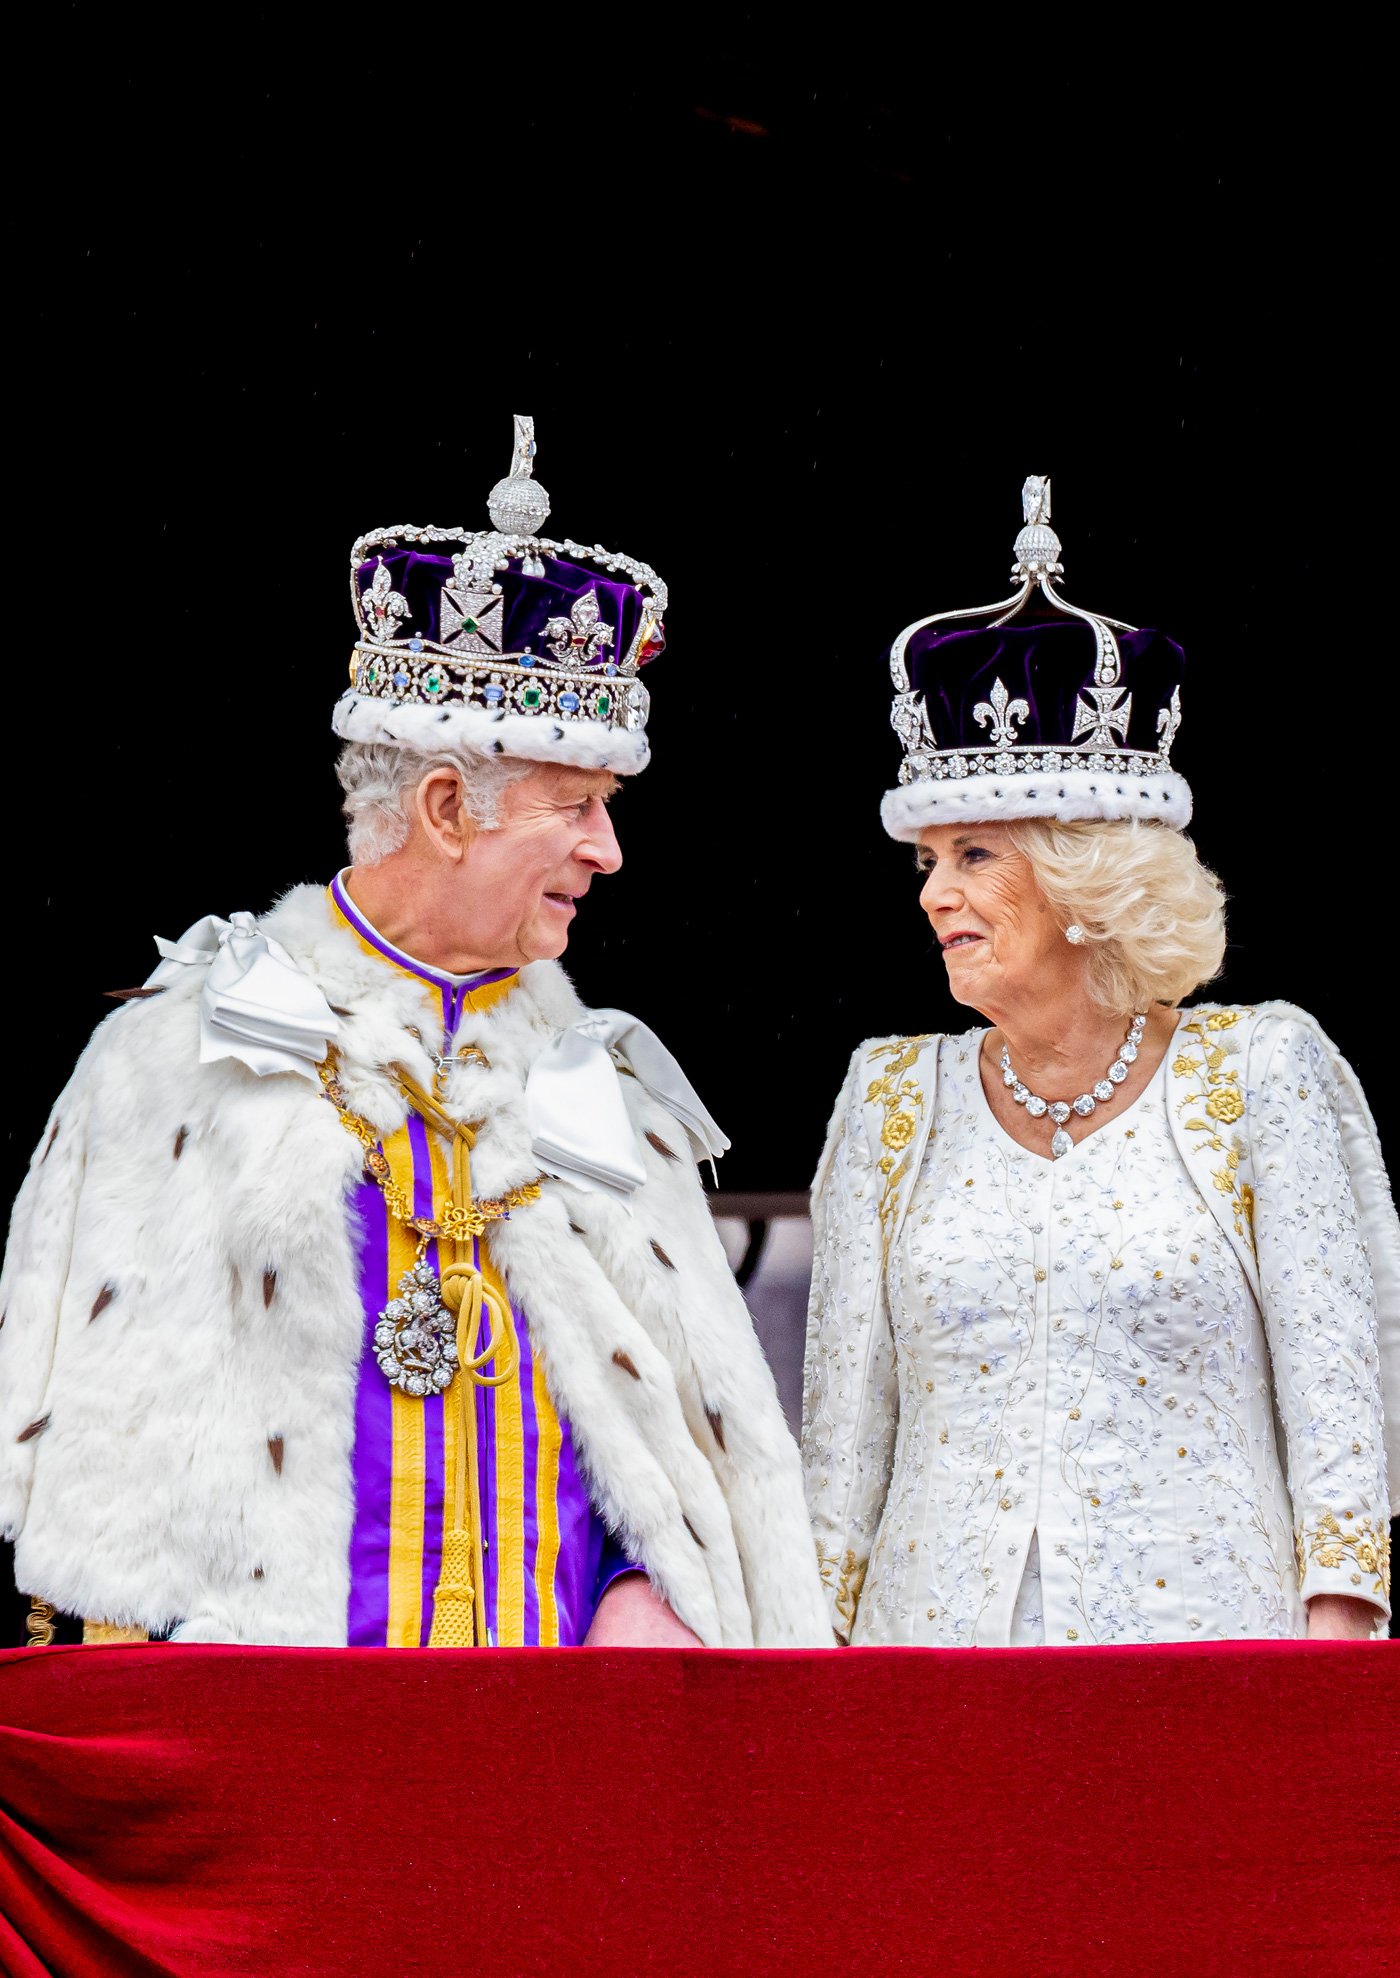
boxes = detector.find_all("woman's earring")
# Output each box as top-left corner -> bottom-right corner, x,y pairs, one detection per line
1064,923 -> 1086,945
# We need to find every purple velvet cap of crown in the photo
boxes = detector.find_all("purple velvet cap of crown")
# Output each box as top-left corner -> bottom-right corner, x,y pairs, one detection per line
881,605 -> 1193,840
354,545 -> 662,667
905,610 -> 1185,757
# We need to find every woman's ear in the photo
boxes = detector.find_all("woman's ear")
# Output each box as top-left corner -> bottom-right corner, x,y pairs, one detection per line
413,769 -> 475,863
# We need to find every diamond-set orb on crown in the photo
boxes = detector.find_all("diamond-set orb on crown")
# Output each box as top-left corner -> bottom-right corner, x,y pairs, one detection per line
487,471 -> 551,537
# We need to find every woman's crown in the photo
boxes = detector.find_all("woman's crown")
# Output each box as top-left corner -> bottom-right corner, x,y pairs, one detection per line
881,477 -> 1192,841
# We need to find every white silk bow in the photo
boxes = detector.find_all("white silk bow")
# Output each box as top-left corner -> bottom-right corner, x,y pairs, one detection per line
146,913 -> 341,1082
146,916 -> 726,1193
525,1009 -> 730,1200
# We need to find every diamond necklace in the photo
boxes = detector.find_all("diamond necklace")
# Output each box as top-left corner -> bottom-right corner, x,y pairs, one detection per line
999,1013 -> 1147,1159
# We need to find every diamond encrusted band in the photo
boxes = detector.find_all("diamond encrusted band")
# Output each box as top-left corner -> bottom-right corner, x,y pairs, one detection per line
349,644 -> 650,731
899,746 -> 1172,787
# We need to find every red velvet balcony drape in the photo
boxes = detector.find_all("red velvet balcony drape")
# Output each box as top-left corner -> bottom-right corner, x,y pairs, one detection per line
1,1641 -> 1397,1978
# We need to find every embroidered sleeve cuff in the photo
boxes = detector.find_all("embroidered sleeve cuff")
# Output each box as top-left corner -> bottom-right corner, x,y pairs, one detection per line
1295,1512 -> 1391,1617
816,1541 -> 867,1645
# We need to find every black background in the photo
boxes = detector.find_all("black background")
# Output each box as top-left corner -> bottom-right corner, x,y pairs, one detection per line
9,21 -> 1383,1203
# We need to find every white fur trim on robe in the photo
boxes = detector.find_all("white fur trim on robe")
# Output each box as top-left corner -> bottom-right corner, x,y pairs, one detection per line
0,884 -> 829,1648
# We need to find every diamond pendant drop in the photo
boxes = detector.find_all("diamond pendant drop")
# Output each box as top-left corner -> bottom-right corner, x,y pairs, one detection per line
1050,1128 -> 1074,1159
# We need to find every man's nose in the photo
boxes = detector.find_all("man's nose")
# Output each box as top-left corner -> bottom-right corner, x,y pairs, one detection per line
581,802 -> 623,875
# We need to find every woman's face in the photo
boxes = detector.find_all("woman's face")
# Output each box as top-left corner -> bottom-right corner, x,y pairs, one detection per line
917,821 -> 1081,1015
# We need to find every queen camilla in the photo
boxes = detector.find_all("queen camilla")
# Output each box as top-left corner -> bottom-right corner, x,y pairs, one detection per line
802,478 -> 1398,1648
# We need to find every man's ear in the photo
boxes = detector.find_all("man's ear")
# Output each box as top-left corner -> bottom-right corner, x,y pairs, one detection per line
414,769 -> 475,862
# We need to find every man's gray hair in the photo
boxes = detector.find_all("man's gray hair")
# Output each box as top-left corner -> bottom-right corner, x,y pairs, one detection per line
336,740 -> 534,864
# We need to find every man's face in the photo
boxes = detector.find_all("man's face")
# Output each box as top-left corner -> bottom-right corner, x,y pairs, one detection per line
451,763 -> 623,967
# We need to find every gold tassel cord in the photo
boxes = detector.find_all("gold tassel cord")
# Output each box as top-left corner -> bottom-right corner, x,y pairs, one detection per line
392,1066 -> 521,1649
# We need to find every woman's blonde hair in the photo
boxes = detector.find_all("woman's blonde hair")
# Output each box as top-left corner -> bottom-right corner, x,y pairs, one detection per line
1004,817 -> 1227,1012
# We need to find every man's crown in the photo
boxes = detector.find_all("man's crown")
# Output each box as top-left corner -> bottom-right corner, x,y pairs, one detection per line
334,416 -> 668,775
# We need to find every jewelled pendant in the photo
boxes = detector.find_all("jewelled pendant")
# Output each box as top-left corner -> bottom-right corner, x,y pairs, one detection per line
373,1259 -> 459,1396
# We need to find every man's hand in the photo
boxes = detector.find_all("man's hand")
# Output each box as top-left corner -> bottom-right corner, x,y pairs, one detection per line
583,1573 -> 703,1647
1305,1594 -> 1379,1641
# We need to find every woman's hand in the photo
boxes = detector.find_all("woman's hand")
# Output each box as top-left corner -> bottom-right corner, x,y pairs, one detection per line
583,1573 -> 703,1647
1305,1594 -> 1379,1641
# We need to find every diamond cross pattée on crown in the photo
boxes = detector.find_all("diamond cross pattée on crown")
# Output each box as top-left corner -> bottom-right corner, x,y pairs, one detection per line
440,548 -> 504,653
973,678 -> 1030,748
1072,685 -> 1133,749
364,558 -> 411,641
544,589 -> 614,666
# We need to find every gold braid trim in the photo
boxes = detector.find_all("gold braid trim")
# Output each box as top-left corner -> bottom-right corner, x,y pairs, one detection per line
25,1597 -> 57,1647
1296,1511 -> 1391,1600
82,1620 -> 149,1645
1170,1010 -> 1257,1247
864,1036 -> 933,1264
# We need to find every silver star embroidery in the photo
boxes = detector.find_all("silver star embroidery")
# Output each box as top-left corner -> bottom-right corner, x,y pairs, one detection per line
1072,686 -> 1133,749
363,559 -> 410,642
544,589 -> 614,666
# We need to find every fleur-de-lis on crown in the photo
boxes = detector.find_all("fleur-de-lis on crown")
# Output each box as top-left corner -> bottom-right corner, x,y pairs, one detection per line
544,589 -> 615,666
973,678 -> 1030,748
364,558 -> 410,641
1071,685 -> 1133,749
1156,685 -> 1182,760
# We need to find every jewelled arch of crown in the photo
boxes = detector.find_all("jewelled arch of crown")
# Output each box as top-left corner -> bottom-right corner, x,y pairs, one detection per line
347,415 -> 668,737
888,475 -> 1184,787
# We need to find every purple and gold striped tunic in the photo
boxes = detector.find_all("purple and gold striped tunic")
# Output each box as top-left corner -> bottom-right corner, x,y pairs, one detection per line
331,874 -> 633,1646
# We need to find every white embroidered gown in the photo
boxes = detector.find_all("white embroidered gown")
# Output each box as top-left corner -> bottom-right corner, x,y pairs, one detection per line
802,1010 -> 1392,1646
